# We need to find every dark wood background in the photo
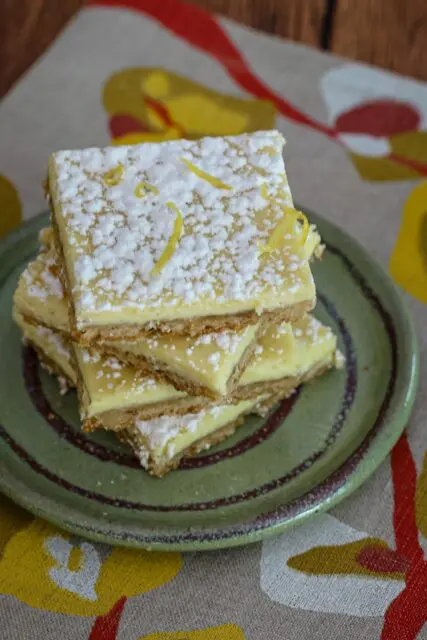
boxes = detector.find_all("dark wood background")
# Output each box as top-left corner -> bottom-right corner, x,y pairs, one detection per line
1,0 -> 426,99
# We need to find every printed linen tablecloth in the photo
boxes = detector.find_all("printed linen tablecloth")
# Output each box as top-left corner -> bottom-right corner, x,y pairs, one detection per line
1,1 -> 427,638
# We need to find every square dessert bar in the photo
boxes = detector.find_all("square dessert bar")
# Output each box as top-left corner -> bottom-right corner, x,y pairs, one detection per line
48,131 -> 316,342
73,345 -> 209,431
14,238 -> 341,417
15,248 -> 263,399
14,291 -> 341,435
13,310 -> 76,394
237,315 -> 343,400
103,322 -> 262,399
121,397 -> 271,477
25,226 -> 321,397
14,305 -> 341,478
76,313 -> 340,431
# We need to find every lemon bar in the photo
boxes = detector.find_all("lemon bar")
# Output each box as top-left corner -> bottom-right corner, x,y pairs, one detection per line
15,304 -> 337,479
14,249 -> 263,398
102,323 -> 261,398
237,314 -> 342,399
14,293 -> 342,434
14,307 -> 268,476
73,346 -> 210,430
47,131 -> 317,342
13,309 -> 76,393
14,308 -> 211,427
14,244 -> 69,334
19,229 -> 321,398
15,304 -> 272,476
14,307 -> 339,478
74,316 -> 341,430
13,240 -> 342,432
122,397 -> 270,477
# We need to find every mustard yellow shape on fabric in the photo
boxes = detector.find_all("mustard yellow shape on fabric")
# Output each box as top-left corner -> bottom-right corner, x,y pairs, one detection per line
103,68 -> 275,142
392,131 -> 427,169
348,131 -> 427,182
0,494 -> 33,559
415,451 -> 427,539
0,174 -> 22,238
287,538 -> 403,581
140,624 -> 246,640
0,508 -> 182,615
349,154 -> 416,182
389,181 -> 427,304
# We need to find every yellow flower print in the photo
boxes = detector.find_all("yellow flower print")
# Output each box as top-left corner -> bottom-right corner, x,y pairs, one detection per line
103,68 -> 276,145
389,181 -> 427,304
0,494 -> 33,558
260,514 -> 404,616
320,64 -> 427,182
287,537 -> 404,580
0,498 -> 182,615
415,451 -> 427,537
0,174 -> 22,238
348,131 -> 427,182
140,624 -> 246,640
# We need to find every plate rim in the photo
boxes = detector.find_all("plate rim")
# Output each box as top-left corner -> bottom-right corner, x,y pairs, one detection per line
0,211 -> 419,551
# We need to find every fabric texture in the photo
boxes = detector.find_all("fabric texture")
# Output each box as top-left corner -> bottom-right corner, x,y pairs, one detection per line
1,1 -> 427,638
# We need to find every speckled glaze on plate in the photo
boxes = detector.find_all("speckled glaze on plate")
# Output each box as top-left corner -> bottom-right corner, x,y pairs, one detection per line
0,211 -> 418,551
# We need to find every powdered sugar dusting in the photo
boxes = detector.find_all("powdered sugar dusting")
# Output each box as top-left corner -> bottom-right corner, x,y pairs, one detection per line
335,349 -> 346,368
79,347 -> 166,398
36,325 -> 70,361
23,253 -> 64,301
50,131 -> 313,323
131,324 -> 256,382
135,405 -> 232,457
135,446 -> 150,469
194,334 -> 213,346
135,410 -> 207,454
82,349 -> 101,364
213,331 -> 244,353
207,352 -> 221,370
295,315 -> 334,345
123,376 -> 159,398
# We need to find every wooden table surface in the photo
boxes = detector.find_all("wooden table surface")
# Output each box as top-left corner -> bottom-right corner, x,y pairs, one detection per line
1,0 -> 426,99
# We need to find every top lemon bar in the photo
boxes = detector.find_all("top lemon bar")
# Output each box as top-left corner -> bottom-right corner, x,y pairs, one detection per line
48,131 -> 316,341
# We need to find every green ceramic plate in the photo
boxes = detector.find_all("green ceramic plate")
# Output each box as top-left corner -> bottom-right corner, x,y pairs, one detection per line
0,212 -> 418,551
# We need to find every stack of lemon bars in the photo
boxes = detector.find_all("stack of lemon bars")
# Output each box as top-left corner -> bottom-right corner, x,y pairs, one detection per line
13,131 -> 343,477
